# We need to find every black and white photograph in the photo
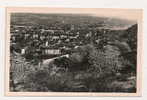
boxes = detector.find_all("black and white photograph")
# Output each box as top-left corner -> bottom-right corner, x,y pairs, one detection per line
5,7 -> 142,96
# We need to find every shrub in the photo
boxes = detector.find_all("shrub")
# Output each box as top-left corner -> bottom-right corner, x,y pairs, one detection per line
86,44 -> 122,77
23,62 -> 73,92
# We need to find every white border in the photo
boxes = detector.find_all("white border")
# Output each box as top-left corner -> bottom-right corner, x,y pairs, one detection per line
5,7 -> 142,97
0,0 -> 147,99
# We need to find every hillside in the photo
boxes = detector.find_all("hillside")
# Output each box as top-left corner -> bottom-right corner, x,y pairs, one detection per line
11,13 -> 136,29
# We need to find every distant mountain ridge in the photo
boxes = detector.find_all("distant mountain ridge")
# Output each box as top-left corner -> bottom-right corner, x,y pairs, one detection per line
11,13 -> 136,29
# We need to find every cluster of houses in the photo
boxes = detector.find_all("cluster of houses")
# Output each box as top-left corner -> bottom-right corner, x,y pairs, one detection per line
10,25 -> 85,57
10,24 -> 125,59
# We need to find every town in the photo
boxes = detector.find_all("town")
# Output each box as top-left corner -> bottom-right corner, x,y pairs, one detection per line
10,22 -> 126,61
10,13 -> 137,92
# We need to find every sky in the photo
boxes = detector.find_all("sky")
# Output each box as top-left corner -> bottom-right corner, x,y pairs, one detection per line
7,7 -> 142,22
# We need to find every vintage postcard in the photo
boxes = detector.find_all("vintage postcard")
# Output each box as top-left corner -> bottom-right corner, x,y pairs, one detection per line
5,7 -> 143,96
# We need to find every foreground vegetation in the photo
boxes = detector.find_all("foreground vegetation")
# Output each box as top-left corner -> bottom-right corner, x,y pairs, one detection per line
10,42 -> 136,92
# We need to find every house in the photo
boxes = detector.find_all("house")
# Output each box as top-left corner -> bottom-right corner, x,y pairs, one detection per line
10,33 -> 20,42
41,45 -> 61,55
42,49 -> 61,55
60,35 -> 67,39
24,33 -> 30,39
46,49 -> 60,55
41,29 -> 54,34
52,36 -> 60,40
32,34 -> 39,39
40,35 -> 46,40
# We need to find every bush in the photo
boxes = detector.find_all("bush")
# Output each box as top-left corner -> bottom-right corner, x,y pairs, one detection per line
85,44 -> 122,77
11,43 -> 134,92
23,62 -> 73,92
